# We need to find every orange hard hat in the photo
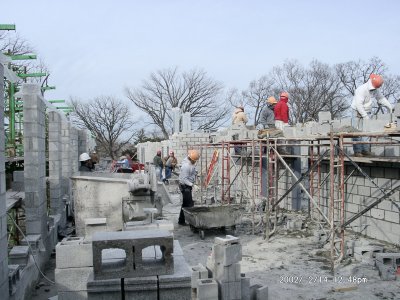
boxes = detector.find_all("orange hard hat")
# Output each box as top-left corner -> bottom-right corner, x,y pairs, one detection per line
280,92 -> 289,99
188,149 -> 200,161
267,96 -> 277,104
370,74 -> 383,89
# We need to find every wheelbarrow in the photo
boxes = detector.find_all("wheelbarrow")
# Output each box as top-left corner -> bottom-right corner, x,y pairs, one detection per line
182,205 -> 242,239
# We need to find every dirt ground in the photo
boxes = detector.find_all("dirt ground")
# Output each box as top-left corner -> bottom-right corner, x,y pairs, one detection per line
32,182 -> 400,300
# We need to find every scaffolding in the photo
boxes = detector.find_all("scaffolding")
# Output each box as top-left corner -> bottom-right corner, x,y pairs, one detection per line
194,129 -> 400,272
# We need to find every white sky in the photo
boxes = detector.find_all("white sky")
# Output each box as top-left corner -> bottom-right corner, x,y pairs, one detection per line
3,0 -> 400,104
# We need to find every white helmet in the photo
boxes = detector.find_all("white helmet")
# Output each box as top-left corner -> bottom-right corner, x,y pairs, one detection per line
79,153 -> 91,162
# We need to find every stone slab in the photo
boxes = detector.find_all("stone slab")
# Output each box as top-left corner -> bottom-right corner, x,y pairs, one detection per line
56,239 -> 93,269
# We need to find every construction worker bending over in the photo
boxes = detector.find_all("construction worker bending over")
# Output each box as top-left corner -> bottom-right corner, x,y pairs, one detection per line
232,106 -> 248,125
79,153 -> 93,172
260,96 -> 278,129
351,74 -> 393,157
163,150 -> 178,184
178,149 -> 200,225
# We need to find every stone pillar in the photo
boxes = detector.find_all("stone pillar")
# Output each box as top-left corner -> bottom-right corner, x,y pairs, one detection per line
61,120 -> 72,199
171,107 -> 181,134
70,127 -> 79,174
22,84 -> 47,237
0,64 -> 10,299
48,110 -> 63,215
182,112 -> 191,133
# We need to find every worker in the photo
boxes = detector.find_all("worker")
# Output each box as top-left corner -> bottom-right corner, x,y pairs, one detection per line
351,74 -> 393,157
274,92 -> 289,130
178,149 -> 200,225
79,153 -> 93,172
232,106 -> 248,125
163,150 -> 178,184
274,92 -> 290,155
260,96 -> 278,129
153,150 -> 164,180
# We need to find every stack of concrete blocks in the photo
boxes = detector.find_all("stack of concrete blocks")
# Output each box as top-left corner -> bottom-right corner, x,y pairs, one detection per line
11,170 -> 24,191
87,230 -> 191,299
0,63 -> 9,299
375,252 -> 400,280
48,110 -> 63,218
354,243 -> 384,266
285,217 -> 303,230
55,237 -> 93,300
191,263 -> 214,300
22,84 -> 47,240
205,235 -> 268,300
61,119 -> 72,218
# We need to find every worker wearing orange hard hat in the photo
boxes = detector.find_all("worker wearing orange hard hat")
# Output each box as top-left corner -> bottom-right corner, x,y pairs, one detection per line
260,96 -> 278,129
178,149 -> 200,225
351,74 -> 393,157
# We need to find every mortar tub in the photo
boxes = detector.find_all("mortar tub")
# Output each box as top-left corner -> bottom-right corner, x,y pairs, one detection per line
182,205 -> 242,239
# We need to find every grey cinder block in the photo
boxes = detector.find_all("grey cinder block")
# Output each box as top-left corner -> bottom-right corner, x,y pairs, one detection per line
191,263 -> 209,288
124,276 -> 158,300
197,279 -> 218,300
92,230 -> 173,280
241,276 -> 251,300
9,246 -> 30,266
213,243 -> 242,266
55,267 -> 93,292
56,239 -> 93,269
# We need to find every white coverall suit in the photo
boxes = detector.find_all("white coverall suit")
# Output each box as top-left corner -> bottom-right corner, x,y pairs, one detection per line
351,79 -> 392,154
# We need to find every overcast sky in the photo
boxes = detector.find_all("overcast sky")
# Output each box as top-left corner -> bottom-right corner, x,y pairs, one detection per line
3,0 -> 400,104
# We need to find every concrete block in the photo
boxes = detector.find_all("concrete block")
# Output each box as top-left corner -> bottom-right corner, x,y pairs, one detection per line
124,276 -> 158,300
191,263 -> 208,288
213,243 -> 242,266
354,245 -> 384,265
87,273 -> 121,300
214,235 -> 240,246
370,208 -> 384,220
8,264 -> 21,296
256,285 -> 268,300
56,239 -> 93,269
249,284 -> 262,300
197,279 -> 218,300
58,291 -> 87,300
214,263 -> 241,283
92,230 -> 173,280
158,255 -> 191,300
8,246 -> 30,266
55,267 -> 93,291
241,276 -> 251,300
218,280 -> 241,300
385,210 -> 399,223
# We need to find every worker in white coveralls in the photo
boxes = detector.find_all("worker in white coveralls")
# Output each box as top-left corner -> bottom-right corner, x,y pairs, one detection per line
351,74 -> 393,157
178,149 -> 200,225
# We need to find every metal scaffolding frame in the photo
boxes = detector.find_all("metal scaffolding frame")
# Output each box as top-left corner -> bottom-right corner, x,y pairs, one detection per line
194,130 -> 400,271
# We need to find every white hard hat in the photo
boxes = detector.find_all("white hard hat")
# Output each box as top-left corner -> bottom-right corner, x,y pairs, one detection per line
79,153 -> 91,162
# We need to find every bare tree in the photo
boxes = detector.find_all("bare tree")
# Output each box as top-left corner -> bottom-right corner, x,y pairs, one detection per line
335,57 -> 388,96
125,67 -> 229,139
271,60 -> 348,123
242,76 -> 275,126
69,96 -> 138,159
335,57 -> 400,113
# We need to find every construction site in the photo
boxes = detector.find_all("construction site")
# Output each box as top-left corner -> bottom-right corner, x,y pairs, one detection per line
1,11 -> 400,300
0,59 -> 399,299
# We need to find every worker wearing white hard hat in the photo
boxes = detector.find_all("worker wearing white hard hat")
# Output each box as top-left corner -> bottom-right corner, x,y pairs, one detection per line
79,152 -> 93,172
